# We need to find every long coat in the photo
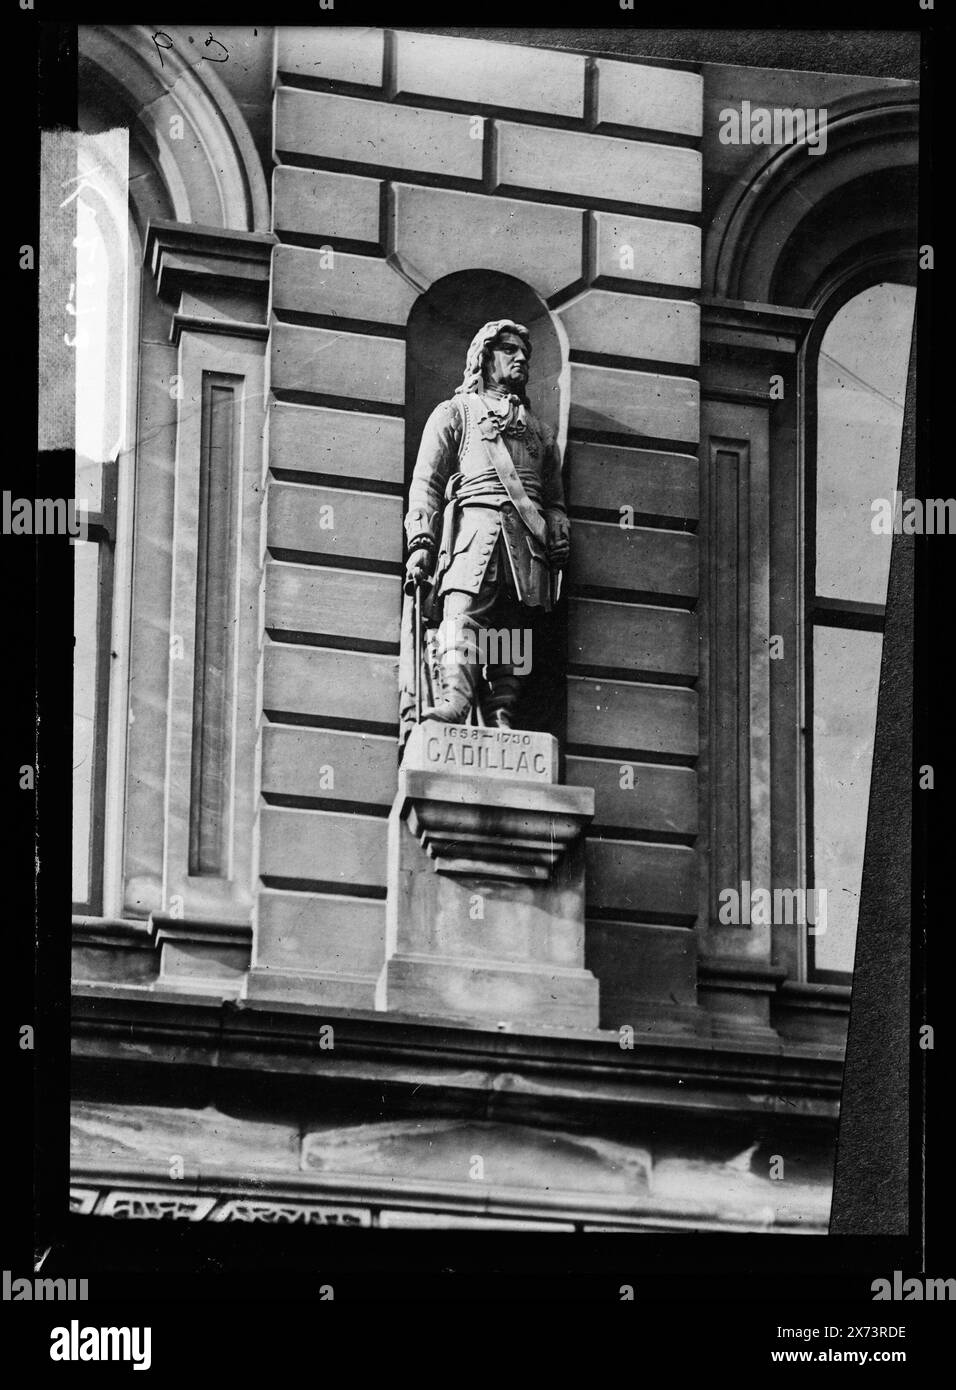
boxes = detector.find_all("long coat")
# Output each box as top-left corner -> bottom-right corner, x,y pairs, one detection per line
405,390 -> 569,612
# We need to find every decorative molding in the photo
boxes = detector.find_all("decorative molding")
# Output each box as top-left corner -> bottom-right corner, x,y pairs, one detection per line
700,297 -> 815,357
776,979 -> 852,1016
695,404 -> 778,1027
705,90 -> 918,304
73,914 -> 252,960
71,984 -> 846,1127
72,915 -> 154,949
170,315 -> 270,347
68,1177 -> 822,1234
149,913 -> 253,950
400,769 -> 594,881
161,330 -> 264,925
145,220 -> 275,303
98,1191 -> 217,1221
698,956 -> 788,993
79,25 -> 270,232
210,1200 -> 370,1226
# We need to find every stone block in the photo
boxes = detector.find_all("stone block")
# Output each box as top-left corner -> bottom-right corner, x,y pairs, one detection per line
585,920 -> 699,1023
394,31 -> 585,118
569,520 -> 698,598
275,88 -> 482,180
403,721 -> 558,785
271,322 -> 405,405
587,837 -> 697,919
567,441 -> 699,522
71,945 -> 158,987
557,290 -> 699,365
496,122 -> 701,211
567,676 -> 698,758
392,184 -> 584,299
244,966 -> 380,1010
385,956 -> 599,1030
267,480 -> 403,564
160,941 -> 249,983
569,363 -> 699,443
594,212 -> 701,288
256,888 -> 386,974
261,725 -> 397,807
273,244 -> 418,326
275,27 -> 386,87
565,756 -> 697,836
272,166 -> 381,243
568,598 -> 697,678
269,402 -> 404,486
595,61 -> 704,138
259,805 -> 388,888
262,639 -> 399,726
265,560 -> 401,645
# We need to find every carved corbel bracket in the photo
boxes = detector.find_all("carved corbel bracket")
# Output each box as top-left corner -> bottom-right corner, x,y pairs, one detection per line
399,769 -> 594,881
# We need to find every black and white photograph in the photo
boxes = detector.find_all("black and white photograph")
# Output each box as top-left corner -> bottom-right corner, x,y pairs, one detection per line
7,7 -> 951,1359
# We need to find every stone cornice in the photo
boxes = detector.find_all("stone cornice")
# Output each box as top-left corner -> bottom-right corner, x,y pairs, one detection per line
700,297 -> 816,356
144,219 -> 276,303
777,979 -> 852,1016
71,983 -> 845,1128
72,913 -> 252,952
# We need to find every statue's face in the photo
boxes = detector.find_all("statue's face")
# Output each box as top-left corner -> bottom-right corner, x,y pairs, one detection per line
486,331 -> 530,391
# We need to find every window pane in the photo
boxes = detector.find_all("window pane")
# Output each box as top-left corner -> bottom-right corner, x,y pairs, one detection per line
73,541 -> 100,904
75,199 -> 108,508
74,129 -> 130,501
815,283 -> 915,606
812,626 -> 882,973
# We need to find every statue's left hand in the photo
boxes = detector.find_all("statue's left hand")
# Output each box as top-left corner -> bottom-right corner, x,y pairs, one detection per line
547,535 -> 570,568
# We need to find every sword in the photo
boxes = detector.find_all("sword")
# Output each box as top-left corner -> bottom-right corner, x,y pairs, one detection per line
414,582 -> 422,723
403,572 -> 425,723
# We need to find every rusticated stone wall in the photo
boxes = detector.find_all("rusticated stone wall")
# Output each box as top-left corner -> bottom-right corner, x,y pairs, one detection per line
252,28 -> 704,1023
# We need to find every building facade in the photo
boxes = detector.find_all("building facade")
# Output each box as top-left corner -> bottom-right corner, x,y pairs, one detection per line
69,26 -> 917,1232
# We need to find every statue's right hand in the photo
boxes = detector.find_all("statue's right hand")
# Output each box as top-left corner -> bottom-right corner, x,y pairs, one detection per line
405,548 -> 432,587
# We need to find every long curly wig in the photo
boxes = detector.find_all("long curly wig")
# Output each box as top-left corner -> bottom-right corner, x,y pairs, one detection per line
455,319 -> 532,395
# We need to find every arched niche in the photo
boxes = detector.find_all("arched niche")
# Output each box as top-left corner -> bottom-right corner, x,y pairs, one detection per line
404,270 -> 567,478
403,270 -> 570,740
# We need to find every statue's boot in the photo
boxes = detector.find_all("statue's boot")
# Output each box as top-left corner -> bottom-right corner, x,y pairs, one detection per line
421,622 -> 479,723
482,667 -> 523,729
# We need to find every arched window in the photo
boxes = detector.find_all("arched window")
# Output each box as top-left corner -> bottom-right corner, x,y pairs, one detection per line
805,282 -> 916,978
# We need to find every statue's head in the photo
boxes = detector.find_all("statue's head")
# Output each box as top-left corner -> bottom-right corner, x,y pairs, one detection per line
455,319 -> 532,396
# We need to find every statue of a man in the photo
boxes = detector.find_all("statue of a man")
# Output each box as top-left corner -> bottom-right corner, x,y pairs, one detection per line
403,319 -> 570,729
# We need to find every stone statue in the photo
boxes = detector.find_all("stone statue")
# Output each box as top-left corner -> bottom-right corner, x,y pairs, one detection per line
400,319 -> 569,734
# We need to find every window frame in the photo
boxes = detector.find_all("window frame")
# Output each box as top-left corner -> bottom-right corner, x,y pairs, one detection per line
801,277 -> 914,984
70,147 -> 140,918
72,461 -> 118,915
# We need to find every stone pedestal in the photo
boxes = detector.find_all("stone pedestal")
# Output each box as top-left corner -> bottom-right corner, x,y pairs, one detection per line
383,722 -> 599,1029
